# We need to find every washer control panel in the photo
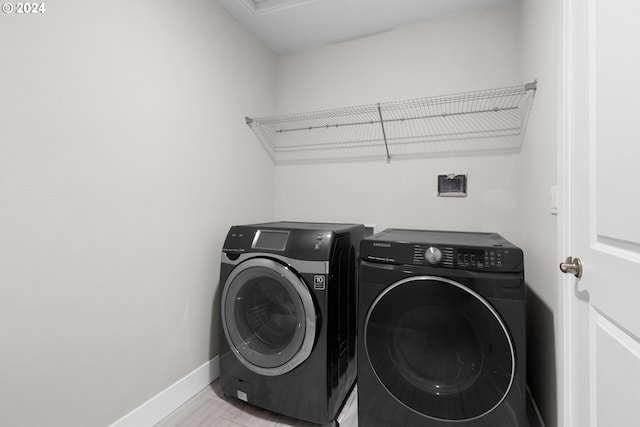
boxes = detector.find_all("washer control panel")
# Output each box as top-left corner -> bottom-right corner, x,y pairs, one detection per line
223,225 -> 336,260
361,229 -> 524,272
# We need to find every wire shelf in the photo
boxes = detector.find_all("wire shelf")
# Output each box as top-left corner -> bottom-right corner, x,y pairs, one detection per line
246,81 -> 537,164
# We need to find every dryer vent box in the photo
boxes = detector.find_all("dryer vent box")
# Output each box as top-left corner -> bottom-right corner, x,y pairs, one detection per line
438,174 -> 467,197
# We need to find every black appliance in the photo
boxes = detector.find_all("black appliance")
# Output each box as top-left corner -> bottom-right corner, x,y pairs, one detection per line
219,221 -> 364,426
358,229 -> 526,427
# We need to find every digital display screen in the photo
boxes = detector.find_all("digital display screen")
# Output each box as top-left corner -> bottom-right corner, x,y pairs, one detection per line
252,230 -> 289,251
457,248 -> 485,267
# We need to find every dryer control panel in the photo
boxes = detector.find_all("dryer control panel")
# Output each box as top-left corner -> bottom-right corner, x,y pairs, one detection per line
361,229 -> 524,273
412,245 -> 508,269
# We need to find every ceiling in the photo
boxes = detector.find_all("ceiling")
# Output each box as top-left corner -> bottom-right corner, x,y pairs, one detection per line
216,0 -> 515,54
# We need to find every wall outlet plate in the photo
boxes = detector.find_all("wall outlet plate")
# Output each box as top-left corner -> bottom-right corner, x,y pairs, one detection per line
438,174 -> 467,197
550,185 -> 558,215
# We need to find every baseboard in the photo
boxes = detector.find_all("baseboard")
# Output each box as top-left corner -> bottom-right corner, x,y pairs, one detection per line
109,356 -> 220,427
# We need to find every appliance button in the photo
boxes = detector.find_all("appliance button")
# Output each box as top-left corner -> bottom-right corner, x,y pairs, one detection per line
425,247 -> 442,264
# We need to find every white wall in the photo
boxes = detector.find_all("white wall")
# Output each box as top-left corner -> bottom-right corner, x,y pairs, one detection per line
273,4 -> 523,241
0,1 -> 275,426
520,0 -> 560,425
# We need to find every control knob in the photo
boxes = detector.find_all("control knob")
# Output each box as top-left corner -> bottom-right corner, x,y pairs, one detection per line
425,247 -> 442,264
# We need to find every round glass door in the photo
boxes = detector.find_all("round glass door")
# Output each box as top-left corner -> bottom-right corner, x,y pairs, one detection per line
222,258 -> 317,376
364,276 -> 514,421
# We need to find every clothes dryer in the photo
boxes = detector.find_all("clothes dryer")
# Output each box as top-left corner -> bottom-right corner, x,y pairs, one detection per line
358,229 -> 526,427
219,222 -> 364,426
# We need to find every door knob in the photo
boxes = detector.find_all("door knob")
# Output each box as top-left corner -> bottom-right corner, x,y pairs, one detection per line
559,256 -> 583,278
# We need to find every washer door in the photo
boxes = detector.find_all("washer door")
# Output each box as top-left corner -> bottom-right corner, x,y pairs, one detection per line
221,257 -> 317,376
364,276 -> 515,422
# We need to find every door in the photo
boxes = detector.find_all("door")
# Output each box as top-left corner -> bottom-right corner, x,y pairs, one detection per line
363,276 -> 515,422
561,0 -> 640,425
221,257 -> 317,376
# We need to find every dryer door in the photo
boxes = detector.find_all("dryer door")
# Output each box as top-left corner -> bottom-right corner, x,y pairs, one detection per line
221,257 -> 317,376
364,276 -> 515,422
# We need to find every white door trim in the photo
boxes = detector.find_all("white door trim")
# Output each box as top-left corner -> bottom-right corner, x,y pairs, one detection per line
558,0 -> 575,426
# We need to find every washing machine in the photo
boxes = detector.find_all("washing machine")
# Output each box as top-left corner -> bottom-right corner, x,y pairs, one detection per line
358,229 -> 526,427
219,221 -> 364,426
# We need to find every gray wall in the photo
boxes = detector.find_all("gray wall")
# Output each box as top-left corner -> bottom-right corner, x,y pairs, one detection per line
0,1 -> 275,426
